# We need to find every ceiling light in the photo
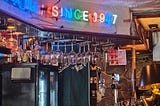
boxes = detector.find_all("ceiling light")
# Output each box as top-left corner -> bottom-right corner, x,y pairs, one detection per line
12,31 -> 24,35
148,24 -> 158,29
7,25 -> 15,31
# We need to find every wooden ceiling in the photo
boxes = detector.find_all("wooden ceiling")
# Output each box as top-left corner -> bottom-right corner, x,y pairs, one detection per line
138,17 -> 160,30
133,10 -> 160,32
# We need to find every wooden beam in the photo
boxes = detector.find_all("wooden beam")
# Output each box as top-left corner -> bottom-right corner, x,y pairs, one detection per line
133,18 -> 150,50
120,44 -> 148,51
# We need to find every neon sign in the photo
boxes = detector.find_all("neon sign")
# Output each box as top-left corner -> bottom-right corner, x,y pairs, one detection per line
44,6 -> 117,25
4,0 -> 38,13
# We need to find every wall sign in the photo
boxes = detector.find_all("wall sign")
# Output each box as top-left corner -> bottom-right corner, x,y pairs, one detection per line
41,5 -> 117,25
108,49 -> 126,65
4,0 -> 39,13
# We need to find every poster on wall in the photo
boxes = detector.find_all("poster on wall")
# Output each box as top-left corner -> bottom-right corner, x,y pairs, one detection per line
108,49 -> 118,65
108,49 -> 126,65
117,49 -> 127,65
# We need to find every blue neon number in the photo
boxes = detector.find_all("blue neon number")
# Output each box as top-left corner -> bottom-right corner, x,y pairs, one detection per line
24,0 -> 30,11
4,0 -> 38,13
16,0 -> 23,9
105,13 -> 112,25
31,2 -> 38,13
10,0 -> 16,6
4,0 -> 9,2
24,0 -> 38,13
5,0 -> 22,8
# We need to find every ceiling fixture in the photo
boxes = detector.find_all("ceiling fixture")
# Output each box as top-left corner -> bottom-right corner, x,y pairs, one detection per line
148,24 -> 158,29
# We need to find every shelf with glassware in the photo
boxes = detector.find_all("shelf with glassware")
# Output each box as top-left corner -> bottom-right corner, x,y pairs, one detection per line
0,34 -> 102,72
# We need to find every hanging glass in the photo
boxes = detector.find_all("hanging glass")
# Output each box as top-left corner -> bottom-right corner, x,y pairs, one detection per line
68,41 -> 76,65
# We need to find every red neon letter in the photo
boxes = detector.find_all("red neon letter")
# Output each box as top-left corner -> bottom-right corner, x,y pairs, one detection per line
88,12 -> 97,23
52,5 -> 59,17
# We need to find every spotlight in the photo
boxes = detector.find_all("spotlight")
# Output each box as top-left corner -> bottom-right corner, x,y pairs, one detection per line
111,84 -> 116,89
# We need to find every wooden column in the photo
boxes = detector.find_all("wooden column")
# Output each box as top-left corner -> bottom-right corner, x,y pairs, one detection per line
131,40 -> 137,105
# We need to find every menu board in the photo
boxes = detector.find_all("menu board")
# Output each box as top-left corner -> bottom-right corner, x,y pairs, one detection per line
108,49 -> 126,65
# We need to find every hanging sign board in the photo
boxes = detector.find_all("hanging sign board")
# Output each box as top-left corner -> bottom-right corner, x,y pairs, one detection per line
108,49 -> 127,65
